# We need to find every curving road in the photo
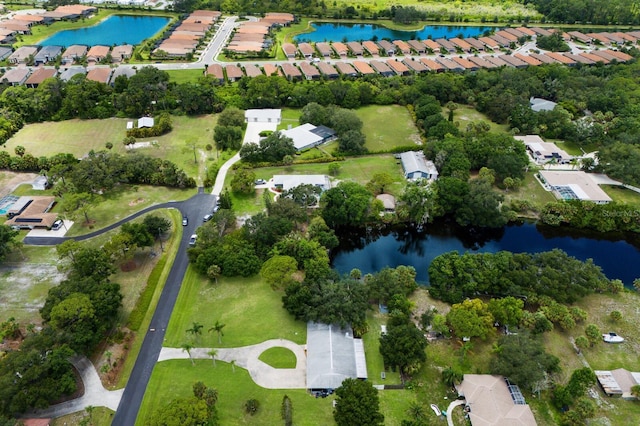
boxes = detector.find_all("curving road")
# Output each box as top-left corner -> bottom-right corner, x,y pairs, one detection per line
24,188 -> 217,425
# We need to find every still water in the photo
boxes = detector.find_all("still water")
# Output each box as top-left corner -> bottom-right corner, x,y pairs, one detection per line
39,15 -> 170,47
294,22 -> 492,43
331,222 -> 640,285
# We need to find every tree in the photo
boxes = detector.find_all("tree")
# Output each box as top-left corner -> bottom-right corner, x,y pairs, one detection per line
281,184 -> 322,207
0,225 -> 19,263
321,181 -> 373,228
446,298 -> 494,340
148,397 -> 210,426
207,264 -> 221,284
231,167 -> 256,194
334,378 -> 384,426
585,324 -> 601,347
366,173 -> 394,195
186,322 -> 204,343
281,394 -> 293,426
214,125 -> 243,151
121,222 -> 154,249
143,215 -> 171,239
631,384 -> 640,399
207,349 -> 218,367
490,332 -> 560,391
441,366 -> 463,387
209,320 -> 225,344
634,278 -> 640,292
379,322 -> 427,375
260,255 -> 298,290
610,310 -> 622,322
244,399 -> 260,415
181,342 -> 195,366
218,107 -> 246,128
338,130 -> 367,154
230,359 -> 236,372
49,292 -> 100,352
14,145 -> 25,157
455,178 -> 506,228
397,180 -> 434,226
488,297 -> 524,328
575,336 -> 589,352
307,216 -> 339,249
60,192 -> 94,224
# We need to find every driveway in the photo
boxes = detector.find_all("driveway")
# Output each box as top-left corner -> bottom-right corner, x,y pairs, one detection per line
158,339 -> 306,389
211,120 -> 278,196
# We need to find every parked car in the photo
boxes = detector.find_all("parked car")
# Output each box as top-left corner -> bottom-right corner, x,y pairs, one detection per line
203,214 -> 213,222
182,216 -> 188,226
188,234 -> 197,246
51,219 -> 63,231
603,332 -> 624,343
255,179 -> 266,185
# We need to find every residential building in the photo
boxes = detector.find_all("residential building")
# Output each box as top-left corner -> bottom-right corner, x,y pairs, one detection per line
33,45 -> 62,65
595,369 -> 640,399
245,109 -> 282,124
2,68 -> 30,85
538,170 -> 612,204
8,45 -> 38,64
85,67 -> 111,83
400,151 -> 438,181
24,68 -> 56,88
86,45 -> 110,62
515,135 -> 571,164
5,196 -> 57,229
281,123 -> 336,151
273,175 -> 331,192
111,44 -> 133,62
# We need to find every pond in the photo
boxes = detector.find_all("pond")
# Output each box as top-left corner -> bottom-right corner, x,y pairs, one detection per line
294,22 -> 493,43
39,15 -> 171,47
331,221 -> 640,286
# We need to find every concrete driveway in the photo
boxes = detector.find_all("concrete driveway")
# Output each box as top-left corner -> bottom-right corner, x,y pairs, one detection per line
158,339 -> 306,389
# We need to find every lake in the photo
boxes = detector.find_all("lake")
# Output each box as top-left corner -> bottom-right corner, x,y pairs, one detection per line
294,23 -> 492,43
331,222 -> 640,286
39,15 -> 171,47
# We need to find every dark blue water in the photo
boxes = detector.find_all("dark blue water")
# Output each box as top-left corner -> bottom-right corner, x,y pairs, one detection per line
332,222 -> 640,286
39,15 -> 170,47
294,23 -> 492,43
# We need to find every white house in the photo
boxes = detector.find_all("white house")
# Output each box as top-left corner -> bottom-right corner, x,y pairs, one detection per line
514,135 -> 572,164
273,174 -> 331,192
530,97 -> 557,112
400,151 -> 438,181
138,117 -> 154,128
538,170 -> 612,204
281,123 -> 337,151
244,109 -> 282,124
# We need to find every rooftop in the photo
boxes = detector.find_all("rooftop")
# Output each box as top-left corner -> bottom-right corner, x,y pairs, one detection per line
538,170 -> 612,204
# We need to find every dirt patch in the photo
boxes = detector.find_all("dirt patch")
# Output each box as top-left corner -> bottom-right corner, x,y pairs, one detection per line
120,260 -> 137,272
0,171 -> 38,197
128,197 -> 145,207
97,328 -> 134,389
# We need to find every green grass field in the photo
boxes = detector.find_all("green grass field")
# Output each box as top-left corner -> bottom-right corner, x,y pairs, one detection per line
601,185 -> 640,206
164,270 -> 306,348
258,347 -> 298,368
166,68 -> 205,84
356,105 -> 422,152
450,105 -> 509,134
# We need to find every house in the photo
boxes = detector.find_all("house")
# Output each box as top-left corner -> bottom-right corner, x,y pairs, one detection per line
306,322 -> 367,390
377,39 -> 396,56
407,39 -> 426,54
58,67 -> 86,81
465,37 -> 486,51
331,42 -> 349,57
273,175 -> 331,192
245,109 -> 282,124
504,28 -> 527,39
450,37 -> 472,52
499,54 -> 529,68
8,45 -> 38,64
243,63 -> 263,77
86,45 -> 111,63
138,117 -> 154,128
420,58 -> 445,72
370,60 -> 394,77
85,67 -> 111,84
514,53 -> 543,66
376,193 -> 396,212
109,66 -> 136,85
515,135 -> 571,164
4,196 -> 57,230
262,63 -> 281,77
0,46 -> 12,61
468,56 -> 496,69
516,27 -> 536,37
400,151 -> 438,181
33,45 -> 62,65
315,42 -> 333,57
299,61 -> 320,80
1,68 -> 30,86
530,53 -> 558,64
451,56 -> 478,71
546,52 -> 576,65
281,43 -> 297,59
386,59 -> 410,76
0,30 -> 14,45
352,60 -> 375,76
280,63 -> 302,80
530,27 -> 553,37
403,58 -> 428,73
111,44 -> 134,62
297,42 -> 314,58
436,57 -> 464,72
568,31 -> 592,44
281,123 -> 337,151
423,39 -> 441,53
538,170 -> 612,204
457,375 -> 537,426
225,64 -> 244,82
496,30 -> 519,42
335,61 -> 357,77
316,62 -> 339,79
478,36 -> 500,50
595,369 -> 640,399
529,97 -> 557,112
484,55 -> 510,68
347,41 -> 364,56
206,64 -> 224,82
24,68 -> 57,88
62,45 -> 88,64
392,40 -> 411,55
435,38 -> 456,53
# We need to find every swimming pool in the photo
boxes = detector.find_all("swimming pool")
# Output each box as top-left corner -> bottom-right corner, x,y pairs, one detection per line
0,195 -> 19,215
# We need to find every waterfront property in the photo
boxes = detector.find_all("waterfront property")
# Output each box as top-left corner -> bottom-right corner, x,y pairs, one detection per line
400,151 -> 438,181
538,170 -> 612,204
515,134 -> 572,164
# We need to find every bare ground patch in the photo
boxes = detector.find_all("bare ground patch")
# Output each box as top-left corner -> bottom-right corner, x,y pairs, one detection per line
0,171 -> 38,197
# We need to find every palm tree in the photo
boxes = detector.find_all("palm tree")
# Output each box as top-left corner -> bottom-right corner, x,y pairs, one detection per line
442,367 -> 463,387
230,360 -> 236,373
406,401 -> 426,421
181,342 -> 195,366
186,322 -> 204,343
207,349 -> 218,367
209,320 -> 226,344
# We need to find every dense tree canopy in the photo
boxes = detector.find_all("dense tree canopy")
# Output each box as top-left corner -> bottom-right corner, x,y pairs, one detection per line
334,378 -> 384,426
321,181 -> 373,228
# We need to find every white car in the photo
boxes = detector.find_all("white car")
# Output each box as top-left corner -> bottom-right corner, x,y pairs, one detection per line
188,234 -> 197,246
602,332 -> 624,343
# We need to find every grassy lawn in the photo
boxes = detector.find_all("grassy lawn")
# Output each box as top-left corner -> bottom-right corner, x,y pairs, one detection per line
601,185 -> 640,206
278,108 -> 302,131
258,347 -> 298,368
450,105 -> 509,134
164,270 -> 306,348
51,407 -> 115,426
503,171 -> 557,214
166,68 -> 205,84
64,184 -> 195,237
363,309 -> 402,385
229,189 -> 270,217
137,360 -> 335,426
5,115 -> 218,184
356,105 -> 422,152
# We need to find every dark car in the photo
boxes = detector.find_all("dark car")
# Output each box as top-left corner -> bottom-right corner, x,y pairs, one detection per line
182,216 -> 188,226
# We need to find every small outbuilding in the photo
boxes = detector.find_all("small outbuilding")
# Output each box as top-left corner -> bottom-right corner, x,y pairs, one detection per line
138,117 -> 154,128
376,193 -> 396,212
400,151 -> 438,181
530,97 -> 557,112
245,109 -> 282,124
595,369 -> 640,399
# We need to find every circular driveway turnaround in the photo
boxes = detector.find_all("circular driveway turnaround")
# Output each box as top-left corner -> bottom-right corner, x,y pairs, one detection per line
158,339 -> 307,389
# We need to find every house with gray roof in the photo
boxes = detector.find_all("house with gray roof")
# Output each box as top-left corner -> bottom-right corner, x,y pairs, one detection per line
306,322 -> 367,390
281,123 -> 336,151
1,67 -> 30,85
34,45 -> 62,65
109,66 -> 136,85
273,175 -> 331,192
8,45 -> 38,64
0,46 -> 12,61
59,67 -> 86,81
530,97 -> 557,112
400,151 -> 438,181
